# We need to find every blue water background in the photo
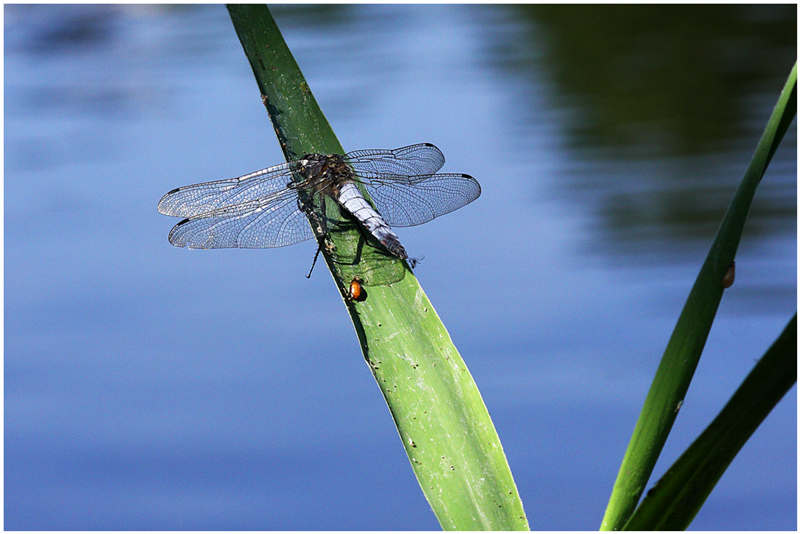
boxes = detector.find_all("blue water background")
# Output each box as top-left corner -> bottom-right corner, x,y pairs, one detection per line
5,5 -> 796,530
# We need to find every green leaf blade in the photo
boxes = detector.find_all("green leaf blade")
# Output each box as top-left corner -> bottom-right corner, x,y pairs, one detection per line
601,61 -> 797,531
623,314 -> 797,530
226,5 -> 528,530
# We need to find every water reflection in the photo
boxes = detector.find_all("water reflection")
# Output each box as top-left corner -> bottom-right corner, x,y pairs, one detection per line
472,4 -> 796,254
501,5 -> 796,156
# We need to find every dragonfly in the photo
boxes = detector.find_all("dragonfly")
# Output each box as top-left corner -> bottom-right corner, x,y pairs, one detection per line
157,143 -> 481,263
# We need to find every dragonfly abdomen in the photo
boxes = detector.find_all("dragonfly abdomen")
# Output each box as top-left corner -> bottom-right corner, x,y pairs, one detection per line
336,182 -> 408,260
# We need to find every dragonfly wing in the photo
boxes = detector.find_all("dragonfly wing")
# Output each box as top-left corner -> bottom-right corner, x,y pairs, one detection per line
167,189 -> 315,249
157,162 -> 298,218
345,143 -> 446,177
359,172 -> 481,228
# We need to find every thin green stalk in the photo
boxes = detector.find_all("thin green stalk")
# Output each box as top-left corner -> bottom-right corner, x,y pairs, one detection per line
226,5 -> 528,530
623,314 -> 797,530
600,61 -> 797,530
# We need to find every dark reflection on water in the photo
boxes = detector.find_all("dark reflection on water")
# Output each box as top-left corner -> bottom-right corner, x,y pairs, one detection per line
472,4 -> 796,256
497,5 -> 796,157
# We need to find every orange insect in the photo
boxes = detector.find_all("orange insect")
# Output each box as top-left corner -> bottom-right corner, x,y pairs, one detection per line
348,276 -> 365,301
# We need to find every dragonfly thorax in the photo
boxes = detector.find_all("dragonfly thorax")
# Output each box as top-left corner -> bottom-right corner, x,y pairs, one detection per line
298,153 -> 353,197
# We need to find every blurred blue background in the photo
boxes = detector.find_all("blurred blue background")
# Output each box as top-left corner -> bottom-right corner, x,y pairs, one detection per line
5,4 -> 796,530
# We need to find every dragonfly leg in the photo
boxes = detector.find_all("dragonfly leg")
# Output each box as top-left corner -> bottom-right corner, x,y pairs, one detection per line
306,244 -> 322,279
302,195 -> 332,279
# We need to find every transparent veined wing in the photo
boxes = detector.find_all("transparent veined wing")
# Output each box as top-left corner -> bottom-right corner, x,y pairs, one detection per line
354,170 -> 481,228
345,143 -> 446,177
157,161 -> 300,218
165,188 -> 315,249
158,143 -> 480,249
